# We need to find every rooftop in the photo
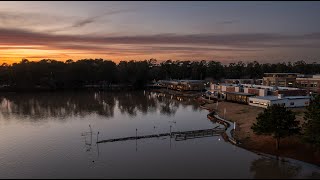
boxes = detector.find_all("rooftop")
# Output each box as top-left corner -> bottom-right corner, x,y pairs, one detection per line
226,92 -> 255,96
264,73 -> 300,75
219,83 -> 300,90
285,96 -> 312,100
179,80 -> 205,83
220,83 -> 240,87
158,79 -> 205,84
249,96 -> 280,101
250,95 -> 311,101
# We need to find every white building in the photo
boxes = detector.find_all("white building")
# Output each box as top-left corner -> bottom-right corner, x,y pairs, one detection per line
248,94 -> 311,108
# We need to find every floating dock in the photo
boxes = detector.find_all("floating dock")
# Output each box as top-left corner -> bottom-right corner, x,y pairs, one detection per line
97,127 -> 225,144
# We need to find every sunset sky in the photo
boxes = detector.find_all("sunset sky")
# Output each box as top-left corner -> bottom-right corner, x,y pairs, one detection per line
1,1 -> 320,64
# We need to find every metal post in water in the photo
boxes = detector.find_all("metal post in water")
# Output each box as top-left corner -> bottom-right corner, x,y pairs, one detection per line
170,126 -> 172,149
136,128 -> 137,138
89,125 -> 92,145
96,131 -> 99,143
135,128 -> 138,152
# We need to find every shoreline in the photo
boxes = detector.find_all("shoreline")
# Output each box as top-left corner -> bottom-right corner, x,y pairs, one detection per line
196,98 -> 320,167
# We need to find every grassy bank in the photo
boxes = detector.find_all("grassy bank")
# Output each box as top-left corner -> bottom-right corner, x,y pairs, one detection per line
201,101 -> 320,166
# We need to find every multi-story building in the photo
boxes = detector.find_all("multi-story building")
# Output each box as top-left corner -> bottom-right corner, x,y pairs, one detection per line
207,83 -> 308,104
296,75 -> 320,94
263,73 -> 300,87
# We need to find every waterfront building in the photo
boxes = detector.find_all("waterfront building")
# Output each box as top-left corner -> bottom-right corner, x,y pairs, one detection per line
248,94 -> 311,108
208,82 -> 308,105
158,80 -> 205,91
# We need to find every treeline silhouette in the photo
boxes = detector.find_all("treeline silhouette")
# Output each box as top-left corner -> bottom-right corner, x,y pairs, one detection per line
0,58 -> 320,90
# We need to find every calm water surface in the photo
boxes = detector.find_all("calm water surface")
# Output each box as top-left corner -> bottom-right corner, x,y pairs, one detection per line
0,91 -> 319,179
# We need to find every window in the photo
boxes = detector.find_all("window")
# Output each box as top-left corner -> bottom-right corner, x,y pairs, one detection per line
249,101 -> 253,103
313,83 -> 317,87
290,102 -> 294,106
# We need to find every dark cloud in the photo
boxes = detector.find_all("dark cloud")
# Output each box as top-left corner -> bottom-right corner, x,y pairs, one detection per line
0,11 -> 70,27
0,27 -> 320,57
46,9 -> 133,33
0,9 -> 133,34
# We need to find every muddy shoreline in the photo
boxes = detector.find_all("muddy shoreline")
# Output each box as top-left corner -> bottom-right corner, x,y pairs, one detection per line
195,97 -> 320,166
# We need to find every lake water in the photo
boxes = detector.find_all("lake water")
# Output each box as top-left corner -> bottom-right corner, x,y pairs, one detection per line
0,91 -> 319,179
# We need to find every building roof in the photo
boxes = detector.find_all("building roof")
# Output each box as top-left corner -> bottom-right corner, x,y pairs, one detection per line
224,78 -> 263,80
158,79 -> 205,85
179,80 -> 204,82
220,83 -> 240,87
249,95 -> 311,101
220,83 -> 300,90
296,75 -> 320,80
264,73 -> 300,75
249,96 -> 281,101
179,80 -> 205,84
285,96 -> 311,100
226,92 -> 255,96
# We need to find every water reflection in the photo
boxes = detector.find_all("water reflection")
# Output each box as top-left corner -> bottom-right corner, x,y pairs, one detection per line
0,91 -> 199,121
0,91 -> 319,179
250,157 -> 302,179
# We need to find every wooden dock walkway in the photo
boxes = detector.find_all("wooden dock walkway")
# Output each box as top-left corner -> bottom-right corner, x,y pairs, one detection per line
97,127 -> 225,144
